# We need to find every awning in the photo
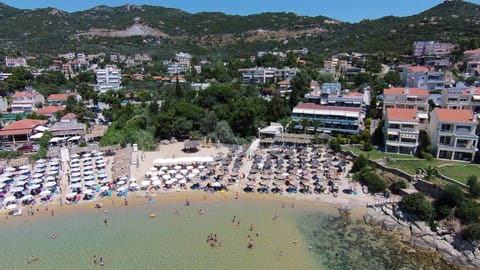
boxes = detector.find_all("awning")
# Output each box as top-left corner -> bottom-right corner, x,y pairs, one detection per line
417,113 -> 429,119
473,95 -> 480,101
34,126 -> 49,132
68,136 -> 81,141
49,137 -> 67,143
387,131 -> 399,135
30,133 -> 43,139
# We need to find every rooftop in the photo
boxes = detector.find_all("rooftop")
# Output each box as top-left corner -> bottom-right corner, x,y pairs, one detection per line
386,108 -> 418,121
434,108 -> 475,123
294,103 -> 362,112
384,87 -> 429,96
36,106 -> 65,116
0,119 -> 47,136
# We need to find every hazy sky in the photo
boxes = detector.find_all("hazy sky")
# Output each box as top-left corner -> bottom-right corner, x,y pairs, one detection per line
2,0 -> 480,22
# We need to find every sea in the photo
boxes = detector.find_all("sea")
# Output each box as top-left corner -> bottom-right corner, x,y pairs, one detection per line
0,198 -> 454,270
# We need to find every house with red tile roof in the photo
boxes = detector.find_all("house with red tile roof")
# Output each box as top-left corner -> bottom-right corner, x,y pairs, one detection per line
10,91 -> 45,113
61,113 -> 77,123
0,119 -> 47,145
47,92 -> 81,105
36,106 -> 65,117
384,108 -> 421,155
429,108 -> 479,161
291,103 -> 364,135
441,86 -> 480,111
383,87 -> 430,121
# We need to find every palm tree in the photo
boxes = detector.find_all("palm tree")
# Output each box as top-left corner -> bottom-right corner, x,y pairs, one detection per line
422,165 -> 439,181
279,117 -> 291,134
311,119 -> 322,135
299,118 -> 310,134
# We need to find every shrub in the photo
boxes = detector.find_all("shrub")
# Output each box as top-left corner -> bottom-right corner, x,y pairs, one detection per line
362,141 -> 373,151
463,222 -> 480,242
455,200 -> 480,224
419,151 -> 434,161
467,175 -> 480,198
390,180 -> 407,195
437,184 -> 465,208
399,193 -> 434,221
351,154 -> 368,173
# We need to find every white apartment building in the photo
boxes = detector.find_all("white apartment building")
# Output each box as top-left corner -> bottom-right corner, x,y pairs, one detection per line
384,108 -> 421,155
383,87 -> 430,121
429,108 -> 479,161
94,65 -> 121,93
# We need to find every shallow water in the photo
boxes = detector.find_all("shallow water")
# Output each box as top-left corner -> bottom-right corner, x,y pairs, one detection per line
0,198 -> 455,270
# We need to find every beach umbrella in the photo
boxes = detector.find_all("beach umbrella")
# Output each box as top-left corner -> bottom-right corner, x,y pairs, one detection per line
100,186 -> 109,191
96,163 -> 106,168
160,166 -> 168,171
95,152 -> 104,156
150,167 -> 158,172
11,186 -> 24,192
174,165 -> 182,170
70,163 -> 80,169
33,173 -> 43,179
4,196 -> 16,203
99,179 -> 110,184
212,182 -> 221,187
21,194 -> 33,201
71,167 -> 81,173
84,175 -> 95,181
168,169 -> 177,175
165,180 -> 174,185
29,184 -> 40,189
178,179 -> 187,184
151,175 -> 159,181
83,165 -> 94,171
180,169 -> 188,175
84,181 -> 96,186
0,176 -> 12,182
40,190 -> 51,197
175,174 -> 184,180
19,169 -> 30,175
66,192 -> 77,198
71,177 -> 82,183
140,180 -> 150,187
19,165 -> 29,170
0,183 -> 6,188
71,172 -> 82,178
36,159 -> 47,164
198,165 -> 205,169
162,174 -> 171,180
129,177 -> 137,183
83,153 -> 92,158
83,189 -> 94,194
70,154 -> 80,159
49,160 -> 59,166
45,182 -> 56,187
187,173 -> 196,179
98,173 -> 108,179
70,183 -> 82,188
46,175 -> 55,181
31,178 -> 43,184
116,180 -> 126,186
192,169 -> 200,174
117,186 -> 126,192
5,167 -> 16,172
14,180 -> 26,186
152,180 -> 162,186
186,165 -> 194,170
129,182 -> 138,188
84,170 -> 95,176
6,204 -> 17,210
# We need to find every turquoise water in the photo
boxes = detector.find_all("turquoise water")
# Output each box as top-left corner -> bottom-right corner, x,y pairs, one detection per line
0,199 -> 318,270
0,199 -> 454,270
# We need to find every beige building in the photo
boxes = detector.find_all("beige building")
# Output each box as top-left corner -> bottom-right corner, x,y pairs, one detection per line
384,108 -> 421,155
429,108 -> 479,161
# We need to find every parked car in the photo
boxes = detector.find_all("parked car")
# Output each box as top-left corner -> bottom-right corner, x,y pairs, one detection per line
17,144 -> 34,152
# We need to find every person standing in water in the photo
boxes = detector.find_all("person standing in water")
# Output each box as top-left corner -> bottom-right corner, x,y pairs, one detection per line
104,217 -> 108,225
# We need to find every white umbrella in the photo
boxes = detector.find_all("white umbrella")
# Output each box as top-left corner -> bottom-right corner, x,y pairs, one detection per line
6,204 -> 18,210
129,182 -> 139,188
71,177 -> 82,183
98,173 -> 108,179
140,180 -> 150,187
4,196 -> 16,203
71,172 -> 82,178
180,169 -> 188,175
162,174 -> 171,180
186,165 -> 194,170
151,175 -> 159,181
19,165 -> 29,170
0,183 -> 6,188
49,160 -> 59,166
46,176 -> 55,181
168,169 -> 177,175
160,166 -> 168,171
66,192 -> 77,198
192,169 -> 200,174
178,179 -> 187,184
84,181 -> 96,186
117,180 -> 126,186
36,159 -> 47,164
40,190 -> 51,197
100,186 -> 109,191
174,165 -> 182,170
70,183 -> 82,188
83,153 -> 92,158
187,173 -> 196,179
84,170 -> 95,176
31,178 -> 43,184
70,154 -> 80,159
100,179 -> 110,184
96,163 -> 106,168
11,186 -> 24,192
145,171 -> 153,177
29,184 -> 40,189
0,176 -> 12,182
19,169 -> 30,175
84,175 -> 95,181
5,167 -> 16,172
176,174 -> 184,179
83,189 -> 94,194
150,167 -> 158,172
83,165 -> 94,171
117,186 -> 126,192
45,182 -> 56,187
198,165 -> 205,169
14,180 -> 26,186
33,173 -> 44,178
165,180 -> 174,185
95,152 -> 104,156
21,194 -> 33,200
212,182 -> 221,187
129,177 -> 137,183
152,180 -> 162,186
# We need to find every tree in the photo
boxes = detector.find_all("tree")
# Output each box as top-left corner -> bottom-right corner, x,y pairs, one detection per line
437,184 -> 465,208
467,175 -> 480,198
288,70 -> 311,109
383,70 -> 401,86
299,118 -> 310,134
351,154 -> 368,173
329,139 -> 341,152
455,200 -> 480,224
390,180 -> 407,195
311,119 -> 322,135
423,165 -> 439,181
359,168 -> 386,193
213,120 -> 236,144
200,111 -> 218,135
399,193 -> 434,221
463,222 -> 480,242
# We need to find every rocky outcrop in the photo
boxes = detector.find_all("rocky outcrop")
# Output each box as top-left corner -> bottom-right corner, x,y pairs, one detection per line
76,23 -> 170,39
364,206 -> 480,269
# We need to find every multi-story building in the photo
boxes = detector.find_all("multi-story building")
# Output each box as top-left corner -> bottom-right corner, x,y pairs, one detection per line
384,108 -> 421,155
94,65 -> 121,92
440,85 -> 480,113
175,52 -> 192,63
429,108 -> 479,161
413,41 -> 454,57
5,57 -> 28,67
402,66 -> 446,91
291,103 -> 364,135
383,87 -> 430,121
167,62 -> 190,75
464,49 -> 480,62
10,91 -> 45,113
240,67 -> 298,84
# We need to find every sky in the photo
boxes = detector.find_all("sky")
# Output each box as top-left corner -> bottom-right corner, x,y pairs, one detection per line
2,0 -> 480,22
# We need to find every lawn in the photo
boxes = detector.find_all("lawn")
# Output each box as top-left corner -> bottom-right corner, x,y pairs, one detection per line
344,146 -> 418,160
437,163 -> 480,184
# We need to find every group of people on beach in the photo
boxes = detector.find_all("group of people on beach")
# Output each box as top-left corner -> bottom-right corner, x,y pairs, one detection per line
93,255 -> 105,266
206,233 -> 222,247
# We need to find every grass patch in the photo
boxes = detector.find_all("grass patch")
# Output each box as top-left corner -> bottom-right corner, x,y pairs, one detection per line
344,146 -> 417,160
438,164 -> 480,184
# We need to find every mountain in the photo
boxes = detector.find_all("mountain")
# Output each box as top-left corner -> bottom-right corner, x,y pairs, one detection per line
0,1 -> 478,58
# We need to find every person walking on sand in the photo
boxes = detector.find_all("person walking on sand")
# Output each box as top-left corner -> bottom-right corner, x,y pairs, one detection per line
93,255 -> 97,265
232,216 -> 236,223
100,257 -> 104,267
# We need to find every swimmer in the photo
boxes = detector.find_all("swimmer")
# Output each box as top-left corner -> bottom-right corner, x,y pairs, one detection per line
279,250 -> 285,256
93,255 -> 97,264
100,257 -> 104,267
282,203 -> 285,208
237,220 -> 240,227
198,209 -> 205,215
50,232 -> 57,239
185,199 -> 190,206
104,217 -> 108,225
174,210 -> 180,216
291,203 -> 295,208
248,239 -> 254,249
309,245 -> 313,251
232,215 -> 236,223
250,224 -> 254,231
